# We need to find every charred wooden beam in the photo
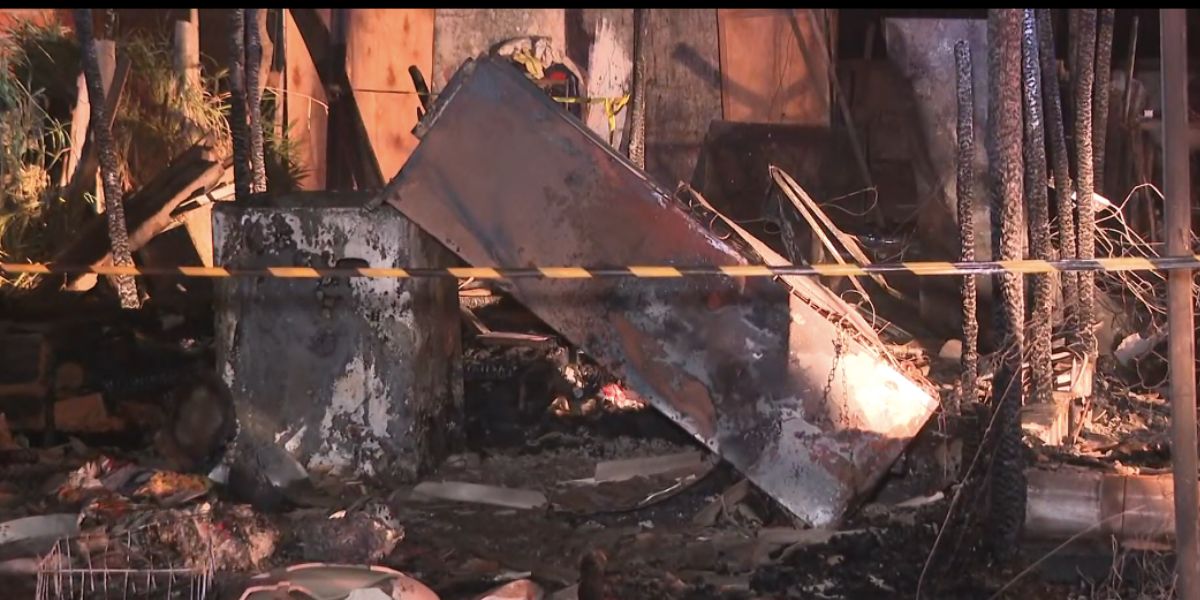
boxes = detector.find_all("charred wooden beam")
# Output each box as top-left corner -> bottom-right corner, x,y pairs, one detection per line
41,143 -> 226,295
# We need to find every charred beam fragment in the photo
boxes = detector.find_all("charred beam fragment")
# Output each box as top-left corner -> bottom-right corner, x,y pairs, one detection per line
986,8 -> 1027,559
955,40 -> 978,406
75,9 -> 139,309
228,9 -> 251,200
1092,8 -> 1115,194
1022,10 -> 1054,407
1072,9 -> 1099,358
1037,9 -> 1077,315
245,8 -> 267,193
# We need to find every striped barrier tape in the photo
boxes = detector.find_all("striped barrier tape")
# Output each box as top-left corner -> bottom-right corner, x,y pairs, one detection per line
3,255 -> 1198,279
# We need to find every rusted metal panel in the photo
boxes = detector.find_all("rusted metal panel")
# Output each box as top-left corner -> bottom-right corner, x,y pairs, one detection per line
382,57 -> 936,527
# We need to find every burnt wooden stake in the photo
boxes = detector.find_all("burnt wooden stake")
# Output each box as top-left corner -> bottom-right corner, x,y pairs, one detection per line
987,8 -> 1027,559
75,8 -> 139,309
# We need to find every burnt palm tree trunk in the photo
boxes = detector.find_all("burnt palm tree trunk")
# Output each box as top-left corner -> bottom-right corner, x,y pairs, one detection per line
245,8 -> 267,193
228,9 -> 251,200
76,9 -> 139,309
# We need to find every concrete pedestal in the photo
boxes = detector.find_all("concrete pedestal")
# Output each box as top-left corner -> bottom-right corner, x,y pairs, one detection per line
213,193 -> 462,483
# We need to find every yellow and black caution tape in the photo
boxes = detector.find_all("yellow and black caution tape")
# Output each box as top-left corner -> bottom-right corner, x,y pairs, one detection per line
3,256 -> 1198,280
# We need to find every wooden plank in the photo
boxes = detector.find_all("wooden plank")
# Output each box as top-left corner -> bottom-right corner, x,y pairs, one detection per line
289,8 -> 384,191
643,9 -> 723,187
284,9 -> 330,190
717,9 -> 831,125
345,9 -> 434,179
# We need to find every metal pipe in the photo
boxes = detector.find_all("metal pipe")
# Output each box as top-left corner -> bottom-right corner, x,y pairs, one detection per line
986,9 -> 1027,559
1025,469 -> 1176,545
1161,8 -> 1199,597
955,40 -> 978,406
1022,9 -> 1054,407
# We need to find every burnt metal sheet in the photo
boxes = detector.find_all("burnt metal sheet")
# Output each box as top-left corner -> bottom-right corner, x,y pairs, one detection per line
382,56 -> 937,527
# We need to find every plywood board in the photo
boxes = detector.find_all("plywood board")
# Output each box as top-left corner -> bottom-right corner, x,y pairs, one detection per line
284,9 -> 330,190
345,9 -> 434,179
717,9 -> 831,125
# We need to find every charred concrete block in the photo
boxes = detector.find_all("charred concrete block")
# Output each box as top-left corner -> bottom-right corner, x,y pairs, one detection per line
213,193 -> 462,484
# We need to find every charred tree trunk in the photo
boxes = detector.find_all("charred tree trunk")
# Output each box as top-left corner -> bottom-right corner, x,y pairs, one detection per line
75,8 -> 139,309
1092,8 -> 1115,195
625,8 -> 648,170
986,8 -> 1027,559
955,40 -> 978,407
228,9 -> 251,200
1022,10 -> 1054,407
1038,9 -> 1077,318
1072,9 -> 1099,358
245,9 -> 267,193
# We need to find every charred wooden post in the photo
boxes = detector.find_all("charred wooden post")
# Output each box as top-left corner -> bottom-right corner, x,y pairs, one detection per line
245,8 -> 268,193
1071,9 -> 1098,360
228,9 -> 251,200
1037,10 -> 1077,314
954,40 -> 978,406
75,8 -> 139,310
1160,8 -> 1200,595
1021,10 -> 1054,408
1092,8 -> 1115,194
986,8 -> 1027,558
